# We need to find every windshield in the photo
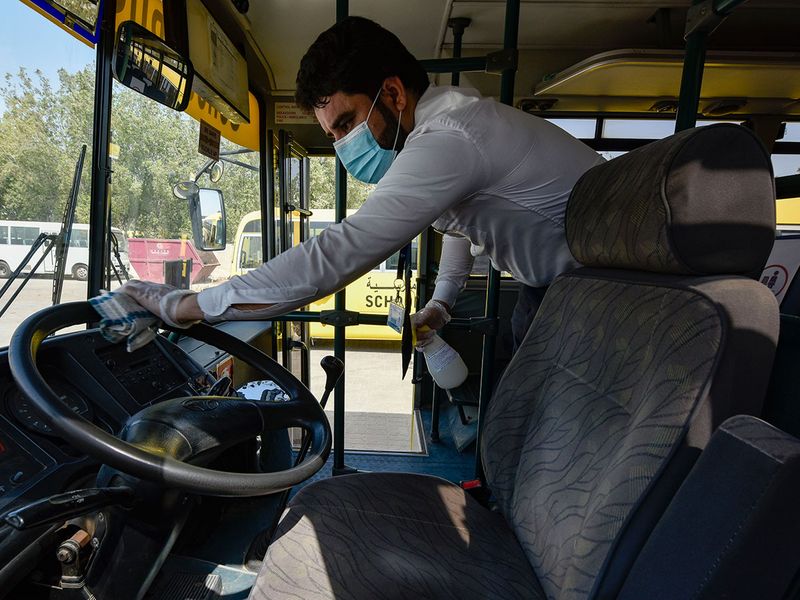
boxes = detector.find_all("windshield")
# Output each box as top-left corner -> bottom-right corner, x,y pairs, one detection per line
0,3 -> 97,347
0,3 -> 263,347
108,80 -> 261,296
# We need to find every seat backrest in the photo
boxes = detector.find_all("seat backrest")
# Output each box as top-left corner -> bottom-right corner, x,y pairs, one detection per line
618,414 -> 800,600
480,124 -> 779,600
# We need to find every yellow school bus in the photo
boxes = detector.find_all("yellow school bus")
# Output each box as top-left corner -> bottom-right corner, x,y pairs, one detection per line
777,197 -> 800,230
231,210 -> 417,340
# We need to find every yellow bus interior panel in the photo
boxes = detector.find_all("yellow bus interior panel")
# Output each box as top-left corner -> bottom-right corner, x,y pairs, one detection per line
530,49 -> 800,115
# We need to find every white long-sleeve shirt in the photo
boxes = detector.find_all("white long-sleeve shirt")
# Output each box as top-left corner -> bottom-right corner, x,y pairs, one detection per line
197,86 -> 603,319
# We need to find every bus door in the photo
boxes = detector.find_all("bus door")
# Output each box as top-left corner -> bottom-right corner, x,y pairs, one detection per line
277,130 -> 312,385
40,240 -> 56,273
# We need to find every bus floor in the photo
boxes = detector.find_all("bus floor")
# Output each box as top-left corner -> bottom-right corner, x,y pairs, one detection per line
292,406 -> 476,495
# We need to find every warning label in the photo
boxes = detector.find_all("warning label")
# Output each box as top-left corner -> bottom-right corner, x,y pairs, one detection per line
275,102 -> 317,125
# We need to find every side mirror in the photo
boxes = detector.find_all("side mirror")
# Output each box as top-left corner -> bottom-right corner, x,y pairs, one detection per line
112,21 -> 193,112
37,0 -> 100,33
189,188 -> 226,251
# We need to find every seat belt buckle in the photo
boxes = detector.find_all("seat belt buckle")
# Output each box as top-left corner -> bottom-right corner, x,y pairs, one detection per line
460,479 -> 491,506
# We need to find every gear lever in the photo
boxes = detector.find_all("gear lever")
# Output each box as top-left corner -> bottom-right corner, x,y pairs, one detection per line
318,355 -> 344,410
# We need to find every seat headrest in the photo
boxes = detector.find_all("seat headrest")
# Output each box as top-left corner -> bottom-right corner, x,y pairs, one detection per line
566,124 -> 775,275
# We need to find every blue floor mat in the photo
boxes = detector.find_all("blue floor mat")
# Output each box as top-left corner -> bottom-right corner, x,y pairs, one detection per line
293,407 -> 477,495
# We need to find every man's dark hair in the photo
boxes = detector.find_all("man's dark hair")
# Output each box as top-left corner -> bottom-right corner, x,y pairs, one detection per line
295,17 -> 430,110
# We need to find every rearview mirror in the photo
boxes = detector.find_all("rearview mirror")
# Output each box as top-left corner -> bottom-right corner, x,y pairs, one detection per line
189,188 -> 226,251
173,180 -> 199,200
209,161 -> 224,183
112,21 -> 193,112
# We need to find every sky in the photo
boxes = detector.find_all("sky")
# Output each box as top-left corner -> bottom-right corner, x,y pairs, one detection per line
0,1 -> 96,112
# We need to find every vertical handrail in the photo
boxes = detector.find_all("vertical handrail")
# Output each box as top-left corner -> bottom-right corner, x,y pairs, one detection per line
474,0 -> 520,482
87,0 -> 115,299
675,0 -> 745,132
262,118 -> 275,262
675,29 -> 707,132
450,18 -> 470,87
332,0 -> 351,475
277,130 -> 292,369
428,16 -> 472,443
333,161 -> 349,473
265,128 -> 279,359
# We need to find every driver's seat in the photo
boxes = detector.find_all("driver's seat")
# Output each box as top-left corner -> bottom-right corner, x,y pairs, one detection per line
250,124 -> 779,600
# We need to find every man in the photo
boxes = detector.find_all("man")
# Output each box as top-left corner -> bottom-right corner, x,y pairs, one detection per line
123,16 -> 603,349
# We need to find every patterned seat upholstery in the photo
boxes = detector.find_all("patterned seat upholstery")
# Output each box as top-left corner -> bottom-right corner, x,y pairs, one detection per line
251,124 -> 779,600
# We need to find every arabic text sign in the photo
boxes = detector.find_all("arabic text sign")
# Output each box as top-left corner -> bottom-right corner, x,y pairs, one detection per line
198,121 -> 221,161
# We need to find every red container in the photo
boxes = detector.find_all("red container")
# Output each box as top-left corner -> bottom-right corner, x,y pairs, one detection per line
127,238 -> 219,284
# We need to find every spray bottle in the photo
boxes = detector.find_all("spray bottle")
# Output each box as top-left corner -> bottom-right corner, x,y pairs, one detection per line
415,327 -> 468,389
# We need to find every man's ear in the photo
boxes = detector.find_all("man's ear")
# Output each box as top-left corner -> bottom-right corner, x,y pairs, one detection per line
381,76 -> 408,112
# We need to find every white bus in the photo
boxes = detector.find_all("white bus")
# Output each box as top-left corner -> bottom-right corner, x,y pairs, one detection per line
0,221 -> 136,281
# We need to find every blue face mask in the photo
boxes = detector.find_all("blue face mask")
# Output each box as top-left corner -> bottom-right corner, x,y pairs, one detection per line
333,90 -> 402,184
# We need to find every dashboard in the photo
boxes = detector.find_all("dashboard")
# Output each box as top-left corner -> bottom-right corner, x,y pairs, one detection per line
0,329 -> 211,514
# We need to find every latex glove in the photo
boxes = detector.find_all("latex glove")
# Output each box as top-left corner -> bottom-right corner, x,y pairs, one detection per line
411,299 -> 451,349
117,280 -> 199,329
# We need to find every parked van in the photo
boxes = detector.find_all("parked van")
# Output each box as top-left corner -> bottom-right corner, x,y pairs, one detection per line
0,221 -> 135,281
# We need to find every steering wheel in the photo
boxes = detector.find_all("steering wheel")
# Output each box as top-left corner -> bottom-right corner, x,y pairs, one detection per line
8,302 -> 331,497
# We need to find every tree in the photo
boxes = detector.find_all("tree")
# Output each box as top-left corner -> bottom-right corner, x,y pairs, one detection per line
0,68 -> 91,222
309,156 -> 374,210
108,79 -> 199,238
0,65 -> 375,246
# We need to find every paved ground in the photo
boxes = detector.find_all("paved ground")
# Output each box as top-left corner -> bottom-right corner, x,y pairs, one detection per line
310,342 -> 420,453
1,278 -> 419,453
0,277 -> 99,346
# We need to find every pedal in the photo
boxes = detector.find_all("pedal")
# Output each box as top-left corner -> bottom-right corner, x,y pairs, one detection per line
147,571 -> 222,600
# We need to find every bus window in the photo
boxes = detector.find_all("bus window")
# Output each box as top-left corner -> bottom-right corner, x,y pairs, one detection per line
602,119 -> 676,139
773,155 -> 800,177
239,235 -> 263,269
10,226 -> 40,246
0,225 -> 8,245
546,118 -> 596,138
243,220 -> 261,233
783,123 -> 800,142
385,243 -> 419,272
309,221 -> 333,237
68,228 -> 89,248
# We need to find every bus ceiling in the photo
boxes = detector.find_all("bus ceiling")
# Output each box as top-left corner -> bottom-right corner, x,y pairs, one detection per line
221,0 -> 800,148
21,1 -> 800,151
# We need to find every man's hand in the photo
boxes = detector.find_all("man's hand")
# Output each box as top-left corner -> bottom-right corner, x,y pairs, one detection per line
411,299 -> 451,349
117,280 -> 174,315
117,280 -> 203,328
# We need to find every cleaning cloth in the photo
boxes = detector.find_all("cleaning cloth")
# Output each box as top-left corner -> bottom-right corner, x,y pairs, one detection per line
89,289 -> 160,352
